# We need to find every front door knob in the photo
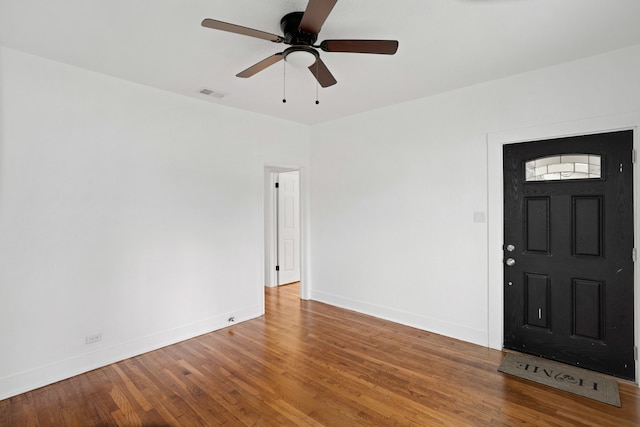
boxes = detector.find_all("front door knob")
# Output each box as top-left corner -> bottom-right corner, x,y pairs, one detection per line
506,258 -> 516,267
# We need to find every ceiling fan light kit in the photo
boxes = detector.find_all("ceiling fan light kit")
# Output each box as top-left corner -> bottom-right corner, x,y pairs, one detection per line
283,46 -> 318,68
201,0 -> 398,100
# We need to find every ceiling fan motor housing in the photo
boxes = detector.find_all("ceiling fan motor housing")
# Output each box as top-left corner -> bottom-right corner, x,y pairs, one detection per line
280,12 -> 317,45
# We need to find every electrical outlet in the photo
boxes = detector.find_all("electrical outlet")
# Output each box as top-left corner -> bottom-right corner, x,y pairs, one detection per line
85,333 -> 102,344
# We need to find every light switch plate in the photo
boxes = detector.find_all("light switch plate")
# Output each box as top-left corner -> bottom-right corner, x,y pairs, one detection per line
473,211 -> 487,223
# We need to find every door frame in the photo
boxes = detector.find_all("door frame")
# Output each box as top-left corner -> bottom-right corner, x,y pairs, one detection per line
487,112 -> 640,384
264,169 -> 280,288
263,164 -> 309,297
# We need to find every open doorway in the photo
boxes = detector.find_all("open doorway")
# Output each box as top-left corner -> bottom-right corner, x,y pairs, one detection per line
264,167 -> 301,288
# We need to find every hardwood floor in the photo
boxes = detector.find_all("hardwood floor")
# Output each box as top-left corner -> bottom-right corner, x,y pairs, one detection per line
1,283 -> 639,426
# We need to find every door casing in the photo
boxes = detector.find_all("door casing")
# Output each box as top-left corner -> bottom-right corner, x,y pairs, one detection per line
263,165 -> 303,288
487,112 -> 640,385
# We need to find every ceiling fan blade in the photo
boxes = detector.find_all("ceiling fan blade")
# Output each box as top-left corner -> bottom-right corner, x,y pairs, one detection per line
320,40 -> 399,55
236,53 -> 284,78
308,58 -> 337,87
299,0 -> 338,34
202,19 -> 284,43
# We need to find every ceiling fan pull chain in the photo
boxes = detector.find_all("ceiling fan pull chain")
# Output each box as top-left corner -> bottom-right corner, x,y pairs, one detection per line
282,60 -> 287,103
315,60 -> 320,105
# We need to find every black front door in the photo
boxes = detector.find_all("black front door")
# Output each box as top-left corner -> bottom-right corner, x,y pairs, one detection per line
503,130 -> 635,380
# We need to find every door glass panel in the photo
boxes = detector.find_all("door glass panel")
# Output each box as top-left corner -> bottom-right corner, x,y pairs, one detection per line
525,154 -> 601,181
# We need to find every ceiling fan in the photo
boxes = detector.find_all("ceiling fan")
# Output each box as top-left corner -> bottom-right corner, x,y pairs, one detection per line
201,0 -> 399,88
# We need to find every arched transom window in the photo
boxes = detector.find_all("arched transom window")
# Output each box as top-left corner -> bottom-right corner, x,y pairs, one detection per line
525,154 -> 601,181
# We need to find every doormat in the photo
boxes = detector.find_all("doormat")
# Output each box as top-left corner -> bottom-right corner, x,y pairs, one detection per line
498,352 -> 621,407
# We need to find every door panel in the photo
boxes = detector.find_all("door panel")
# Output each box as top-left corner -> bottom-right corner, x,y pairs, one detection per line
525,273 -> 550,329
525,197 -> 550,253
572,196 -> 603,257
503,130 -> 634,380
277,171 -> 301,285
572,278 -> 603,341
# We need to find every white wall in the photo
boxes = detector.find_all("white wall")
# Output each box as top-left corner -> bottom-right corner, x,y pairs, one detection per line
4,42 -> 640,400
310,44 -> 640,348
0,47 -> 310,399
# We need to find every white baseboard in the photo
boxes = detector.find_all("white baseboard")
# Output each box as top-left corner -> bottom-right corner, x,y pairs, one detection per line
0,306 -> 262,401
310,290 -> 488,347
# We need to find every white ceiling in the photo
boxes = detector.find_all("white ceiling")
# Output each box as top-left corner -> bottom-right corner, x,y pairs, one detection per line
2,0 -> 640,125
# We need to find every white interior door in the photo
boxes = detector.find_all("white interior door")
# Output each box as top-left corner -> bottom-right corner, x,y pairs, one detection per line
277,171 -> 300,285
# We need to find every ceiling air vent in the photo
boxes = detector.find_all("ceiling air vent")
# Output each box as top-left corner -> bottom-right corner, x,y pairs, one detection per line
198,88 -> 226,98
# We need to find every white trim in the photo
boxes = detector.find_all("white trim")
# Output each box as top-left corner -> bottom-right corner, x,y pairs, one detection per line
0,306 -> 262,401
264,171 -> 279,288
311,290 -> 487,346
487,111 -> 640,385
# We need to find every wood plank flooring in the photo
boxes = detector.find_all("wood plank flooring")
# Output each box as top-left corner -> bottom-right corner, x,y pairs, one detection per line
1,283 -> 639,426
